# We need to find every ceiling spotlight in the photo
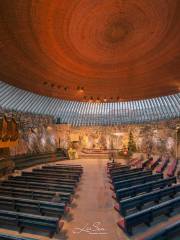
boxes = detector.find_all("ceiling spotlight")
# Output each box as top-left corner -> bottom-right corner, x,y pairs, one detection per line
104,97 -> 107,102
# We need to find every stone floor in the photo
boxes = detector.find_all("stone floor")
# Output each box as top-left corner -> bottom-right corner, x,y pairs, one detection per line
0,158 -> 179,240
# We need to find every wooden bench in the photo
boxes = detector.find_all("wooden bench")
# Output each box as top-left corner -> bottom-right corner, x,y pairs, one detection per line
113,173 -> 163,191
32,169 -> 80,181
117,196 -> 180,235
0,186 -> 72,203
110,168 -> 143,176
21,171 -> 78,181
0,233 -> 38,240
167,159 -> 178,177
112,170 -> 152,183
0,209 -> 63,238
142,220 -> 180,240
115,177 -> 177,201
156,157 -> 169,173
42,166 -> 83,174
0,195 -> 68,217
9,176 -> 77,187
150,157 -> 161,170
115,184 -> 180,216
107,164 -> 129,171
108,166 -> 130,173
56,163 -> 83,168
0,180 -> 75,193
142,157 -> 153,169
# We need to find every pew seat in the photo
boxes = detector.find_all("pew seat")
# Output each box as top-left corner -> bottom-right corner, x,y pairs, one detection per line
142,157 -> 153,169
9,176 -> 77,187
115,184 -> 180,216
115,177 -> 176,201
32,169 -> 80,181
0,195 -> 68,217
143,220 -> 180,240
156,157 -> 169,173
56,163 -> 83,168
0,209 -> 63,238
42,166 -> 83,174
0,186 -> 72,203
150,157 -> 161,170
110,168 -> 143,176
0,233 -> 38,240
114,173 -> 163,191
0,180 -> 75,194
21,171 -> 78,183
167,159 -> 178,177
117,196 -> 180,235
112,170 -> 152,183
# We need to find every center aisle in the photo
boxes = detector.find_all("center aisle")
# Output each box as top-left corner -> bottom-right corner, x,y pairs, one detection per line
61,158 -> 124,240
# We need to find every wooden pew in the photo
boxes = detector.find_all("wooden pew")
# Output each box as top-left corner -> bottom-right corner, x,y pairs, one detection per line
150,157 -> 161,170
0,186 -> 72,203
0,233 -> 38,240
114,173 -> 163,191
41,166 -> 82,175
0,180 -> 75,193
108,166 -> 130,173
9,175 -> 77,187
156,157 -> 169,173
115,184 -> 180,216
117,196 -> 180,235
142,157 -> 153,169
56,163 -> 83,168
0,195 -> 67,217
42,165 -> 83,173
115,177 -> 177,201
32,169 -> 80,181
110,168 -> 143,176
0,209 -> 63,238
167,159 -> 178,177
22,171 -> 78,182
112,170 -> 152,183
142,220 -> 180,240
107,164 -> 129,171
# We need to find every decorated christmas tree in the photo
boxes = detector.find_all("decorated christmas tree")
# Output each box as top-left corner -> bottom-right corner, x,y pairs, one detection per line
128,131 -> 136,153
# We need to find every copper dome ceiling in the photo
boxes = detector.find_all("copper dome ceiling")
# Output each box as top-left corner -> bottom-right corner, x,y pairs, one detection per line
0,0 -> 180,102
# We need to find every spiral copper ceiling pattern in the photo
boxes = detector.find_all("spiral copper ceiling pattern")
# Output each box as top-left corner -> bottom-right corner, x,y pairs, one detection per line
0,0 -> 180,101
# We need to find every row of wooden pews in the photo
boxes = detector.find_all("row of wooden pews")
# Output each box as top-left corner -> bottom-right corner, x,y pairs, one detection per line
143,220 -> 180,240
107,162 -> 180,236
0,163 -> 83,238
0,233 -> 38,240
156,156 -> 169,173
150,156 -> 161,170
167,159 -> 178,177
